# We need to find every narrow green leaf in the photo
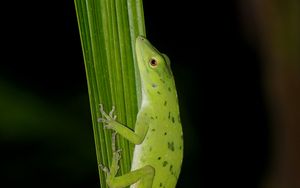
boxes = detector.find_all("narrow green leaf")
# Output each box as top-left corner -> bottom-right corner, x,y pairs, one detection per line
74,0 -> 145,187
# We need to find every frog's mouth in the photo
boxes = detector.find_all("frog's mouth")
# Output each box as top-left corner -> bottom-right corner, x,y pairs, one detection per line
135,36 -> 153,78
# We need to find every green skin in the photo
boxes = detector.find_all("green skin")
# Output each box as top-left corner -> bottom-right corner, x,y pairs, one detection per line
99,36 -> 183,188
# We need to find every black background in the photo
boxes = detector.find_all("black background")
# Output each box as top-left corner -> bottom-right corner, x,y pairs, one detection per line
0,0 -> 270,188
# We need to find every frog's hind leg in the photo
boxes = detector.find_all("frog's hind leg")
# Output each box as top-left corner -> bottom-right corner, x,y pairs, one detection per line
99,131 -> 121,178
100,132 -> 155,188
107,165 -> 155,188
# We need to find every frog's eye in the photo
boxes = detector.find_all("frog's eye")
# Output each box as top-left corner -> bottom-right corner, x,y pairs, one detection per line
149,58 -> 158,67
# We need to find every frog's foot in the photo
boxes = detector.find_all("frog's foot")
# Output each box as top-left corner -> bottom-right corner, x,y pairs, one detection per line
98,104 -> 117,129
99,163 -> 110,176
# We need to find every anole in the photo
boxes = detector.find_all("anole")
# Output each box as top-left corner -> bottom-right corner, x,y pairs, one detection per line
98,36 -> 183,188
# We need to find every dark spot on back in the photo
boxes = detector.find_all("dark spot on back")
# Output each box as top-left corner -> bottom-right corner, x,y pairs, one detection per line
170,165 -> 173,172
160,183 -> 163,187
152,83 -> 157,88
151,116 -> 154,120
164,132 -> 167,136
158,157 -> 161,160
168,87 -> 171,92
164,101 -> 167,106
168,112 -> 171,119
163,161 -> 168,167
171,117 -> 175,123
149,147 -> 152,152
151,128 -> 155,131
157,91 -> 161,95
168,142 -> 175,151
155,116 -> 158,119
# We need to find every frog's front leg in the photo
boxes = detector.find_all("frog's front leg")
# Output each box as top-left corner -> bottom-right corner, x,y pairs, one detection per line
98,104 -> 148,145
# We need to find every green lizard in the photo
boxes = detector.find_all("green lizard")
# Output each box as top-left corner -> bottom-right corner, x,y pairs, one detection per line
98,36 -> 183,188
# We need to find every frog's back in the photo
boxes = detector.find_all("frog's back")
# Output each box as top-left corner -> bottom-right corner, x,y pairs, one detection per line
131,94 -> 183,188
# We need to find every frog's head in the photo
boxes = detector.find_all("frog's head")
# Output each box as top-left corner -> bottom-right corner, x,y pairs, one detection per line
136,36 -> 173,98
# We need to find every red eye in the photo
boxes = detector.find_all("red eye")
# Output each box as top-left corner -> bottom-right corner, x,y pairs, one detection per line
149,58 -> 158,67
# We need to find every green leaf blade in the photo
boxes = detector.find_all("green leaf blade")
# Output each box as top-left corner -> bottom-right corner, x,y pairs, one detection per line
74,0 -> 145,187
